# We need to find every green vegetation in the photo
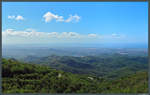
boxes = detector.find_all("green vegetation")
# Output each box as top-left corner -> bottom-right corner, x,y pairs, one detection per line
24,54 -> 148,79
2,58 -> 148,93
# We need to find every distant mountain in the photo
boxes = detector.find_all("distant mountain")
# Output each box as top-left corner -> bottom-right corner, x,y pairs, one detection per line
23,54 -> 148,79
3,47 -> 148,60
2,58 -> 148,93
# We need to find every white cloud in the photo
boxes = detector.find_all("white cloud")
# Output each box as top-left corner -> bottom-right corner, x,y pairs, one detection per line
43,12 -> 80,23
2,29 -> 126,44
8,15 -> 24,21
111,33 -> 125,38
3,29 -> 49,38
15,15 -> 24,21
8,15 -> 15,19
57,32 -> 80,38
43,12 -> 64,23
2,29 -> 101,40
88,34 -> 98,38
65,14 -> 80,23
3,29 -> 125,40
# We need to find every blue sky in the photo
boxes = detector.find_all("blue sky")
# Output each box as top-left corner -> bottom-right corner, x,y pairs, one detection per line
2,2 -> 148,45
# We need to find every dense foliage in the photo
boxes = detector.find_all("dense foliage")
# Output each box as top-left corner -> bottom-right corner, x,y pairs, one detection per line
2,58 -> 148,93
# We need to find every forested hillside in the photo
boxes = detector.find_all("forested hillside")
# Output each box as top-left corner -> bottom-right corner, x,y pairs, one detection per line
2,58 -> 148,93
24,54 -> 148,79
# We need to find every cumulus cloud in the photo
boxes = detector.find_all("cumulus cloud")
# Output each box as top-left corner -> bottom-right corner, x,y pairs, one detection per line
43,12 -> 80,23
65,14 -> 80,23
15,15 -> 24,20
8,15 -> 24,21
43,12 -> 64,23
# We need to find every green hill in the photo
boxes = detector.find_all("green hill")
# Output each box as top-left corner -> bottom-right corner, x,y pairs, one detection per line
24,55 -> 148,79
2,58 -> 148,93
